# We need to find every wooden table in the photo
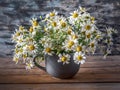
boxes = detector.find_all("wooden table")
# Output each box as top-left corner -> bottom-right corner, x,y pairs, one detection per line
0,56 -> 120,90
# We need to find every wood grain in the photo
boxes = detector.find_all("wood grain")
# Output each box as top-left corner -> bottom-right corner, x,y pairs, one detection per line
0,56 -> 120,90
0,67 -> 120,75
0,74 -> 120,83
0,83 -> 120,90
0,56 -> 120,84
0,56 -> 120,69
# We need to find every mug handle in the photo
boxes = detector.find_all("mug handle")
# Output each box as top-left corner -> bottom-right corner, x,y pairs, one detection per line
33,55 -> 46,71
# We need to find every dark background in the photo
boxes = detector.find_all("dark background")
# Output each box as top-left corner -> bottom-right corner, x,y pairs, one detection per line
0,0 -> 120,57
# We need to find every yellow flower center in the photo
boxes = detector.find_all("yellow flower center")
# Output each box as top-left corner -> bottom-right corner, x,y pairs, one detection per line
67,29 -> 72,35
85,25 -> 91,30
19,48 -> 23,53
90,42 -> 95,48
45,48 -> 51,53
33,20 -> 38,26
67,45 -> 72,49
23,54 -> 27,59
28,45 -> 35,51
41,40 -> 45,44
77,55 -> 83,61
68,41 -> 74,46
72,35 -> 78,39
29,27 -> 33,33
16,32 -> 20,36
82,31 -> 86,35
29,38 -> 33,42
19,26 -> 24,31
76,46 -> 82,52
86,33 -> 91,38
96,35 -> 101,39
61,56 -> 67,62
72,12 -> 79,18
50,12 -> 55,17
13,57 -> 19,63
19,39 -> 23,42
15,49 -> 19,53
52,22 -> 57,27
61,21 -> 66,28
27,63 -> 31,67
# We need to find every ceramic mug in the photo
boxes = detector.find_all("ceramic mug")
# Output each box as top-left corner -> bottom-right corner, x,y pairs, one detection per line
33,54 -> 80,79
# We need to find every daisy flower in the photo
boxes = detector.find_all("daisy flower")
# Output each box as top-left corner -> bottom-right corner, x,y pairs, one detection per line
19,26 -> 24,31
75,45 -> 83,52
28,44 -> 35,51
71,10 -> 79,19
25,60 -> 34,70
13,56 -> 19,64
79,6 -> 86,13
43,45 -> 53,56
46,10 -> 58,18
69,10 -> 80,24
58,53 -> 70,64
58,17 -> 68,29
89,41 -> 97,54
73,52 -> 86,64
30,18 -> 39,27
86,32 -> 92,40
69,32 -> 79,40
63,38 -> 78,51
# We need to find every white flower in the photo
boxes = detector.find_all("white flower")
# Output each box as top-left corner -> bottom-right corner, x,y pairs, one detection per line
43,46 -> 53,56
63,38 -> 78,51
30,18 -> 39,28
73,52 -> 86,64
46,10 -> 58,18
58,53 -> 70,64
85,32 -> 92,41
13,56 -> 19,64
39,37 -> 46,45
70,10 -> 79,19
68,32 -> 79,40
62,33 -> 79,51
89,40 -> 97,54
74,44 -> 85,52
19,26 -> 24,31
81,22 -> 95,33
80,12 -> 91,21
14,48 -> 23,58
69,10 -> 80,25
106,27 -> 117,38
58,17 -> 68,29
25,60 -> 34,70
79,6 -> 86,12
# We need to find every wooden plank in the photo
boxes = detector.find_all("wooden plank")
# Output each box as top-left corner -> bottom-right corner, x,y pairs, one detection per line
0,74 -> 119,83
0,56 -> 119,83
0,56 -> 120,69
0,83 -> 120,90
86,55 -> 120,62
1,61 -> 120,69
0,67 -> 120,75
0,68 -> 46,75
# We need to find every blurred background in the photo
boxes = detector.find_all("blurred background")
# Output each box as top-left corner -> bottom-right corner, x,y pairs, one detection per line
0,0 -> 120,58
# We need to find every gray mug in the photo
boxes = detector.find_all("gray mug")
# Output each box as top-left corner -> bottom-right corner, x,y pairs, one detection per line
33,54 -> 80,79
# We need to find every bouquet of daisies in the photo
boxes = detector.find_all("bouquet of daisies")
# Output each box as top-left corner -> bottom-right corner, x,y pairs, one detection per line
12,6 -> 116,69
